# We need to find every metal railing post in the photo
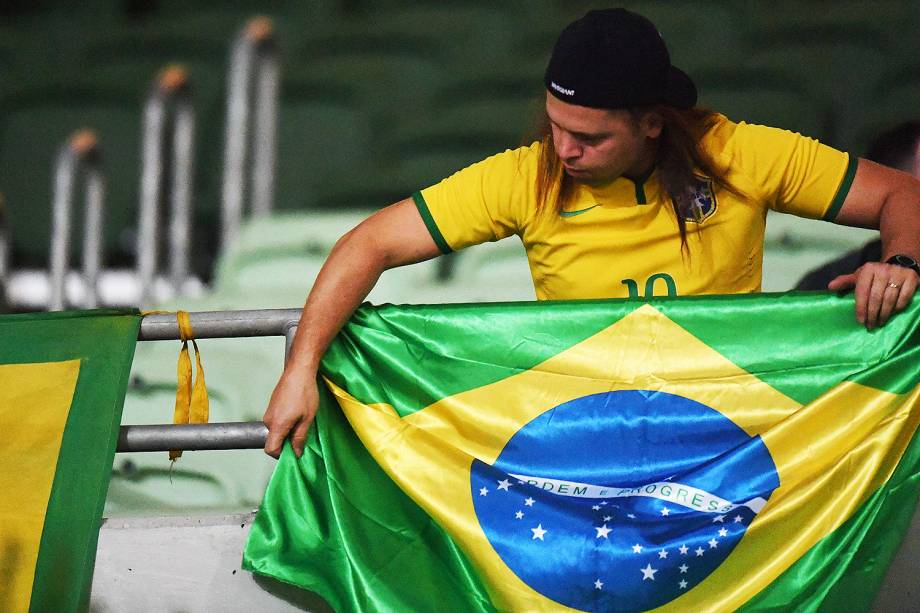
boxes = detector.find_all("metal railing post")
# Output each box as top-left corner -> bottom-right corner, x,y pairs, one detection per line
169,77 -> 196,294
48,130 -> 105,311
82,149 -> 105,309
220,17 -> 279,253
118,308 -> 301,453
136,66 -> 197,306
250,24 -> 279,220
0,193 -> 8,310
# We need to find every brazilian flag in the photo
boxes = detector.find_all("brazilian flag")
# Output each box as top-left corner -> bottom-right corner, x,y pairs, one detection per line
0,309 -> 140,613
244,294 -> 920,611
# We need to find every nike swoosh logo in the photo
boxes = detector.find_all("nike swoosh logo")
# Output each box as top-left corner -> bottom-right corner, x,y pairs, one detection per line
559,204 -> 600,218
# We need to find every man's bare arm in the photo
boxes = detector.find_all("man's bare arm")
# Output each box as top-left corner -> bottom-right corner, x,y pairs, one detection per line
262,198 -> 442,457
828,158 -> 920,328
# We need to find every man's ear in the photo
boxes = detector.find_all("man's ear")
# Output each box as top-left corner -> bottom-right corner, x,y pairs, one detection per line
641,111 -> 664,139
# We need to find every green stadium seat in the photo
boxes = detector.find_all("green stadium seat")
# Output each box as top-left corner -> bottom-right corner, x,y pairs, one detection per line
695,70 -> 829,142
428,71 -> 546,147
432,237 -> 536,304
743,27 -> 890,151
295,34 -> 445,128
131,1 -> 339,32
310,177 -> 418,211
738,1 -> 919,58
343,5 -> 516,69
273,80 -> 375,212
387,133 -> 518,190
0,87 -> 141,267
213,211 -> 367,293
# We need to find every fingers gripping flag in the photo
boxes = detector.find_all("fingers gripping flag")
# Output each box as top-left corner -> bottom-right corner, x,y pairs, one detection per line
244,295 -> 920,612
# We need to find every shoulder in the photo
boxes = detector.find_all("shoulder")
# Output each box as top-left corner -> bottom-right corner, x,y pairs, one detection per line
459,141 -> 543,178
700,114 -> 797,159
699,113 -> 738,154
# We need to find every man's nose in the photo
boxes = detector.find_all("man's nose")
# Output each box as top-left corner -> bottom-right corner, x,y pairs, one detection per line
555,132 -> 581,161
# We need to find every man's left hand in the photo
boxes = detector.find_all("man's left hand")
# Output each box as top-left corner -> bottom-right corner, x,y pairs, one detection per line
828,262 -> 918,329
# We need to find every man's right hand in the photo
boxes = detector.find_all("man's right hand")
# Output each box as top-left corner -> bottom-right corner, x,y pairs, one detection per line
263,371 -> 319,458
260,197 -> 442,458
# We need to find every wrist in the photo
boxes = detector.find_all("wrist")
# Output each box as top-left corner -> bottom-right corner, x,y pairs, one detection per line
885,254 -> 920,277
283,351 -> 321,377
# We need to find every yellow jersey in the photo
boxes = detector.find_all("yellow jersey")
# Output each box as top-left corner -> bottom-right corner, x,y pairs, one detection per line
414,115 -> 857,301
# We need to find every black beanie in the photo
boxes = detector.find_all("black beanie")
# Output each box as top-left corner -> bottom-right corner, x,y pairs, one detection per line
544,8 -> 697,110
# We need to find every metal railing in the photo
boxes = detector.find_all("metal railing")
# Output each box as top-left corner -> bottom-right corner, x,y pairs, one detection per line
3,64 -> 203,312
117,308 -> 300,453
49,130 -> 106,311
0,193 -> 8,310
220,16 -> 280,253
136,65 -> 198,306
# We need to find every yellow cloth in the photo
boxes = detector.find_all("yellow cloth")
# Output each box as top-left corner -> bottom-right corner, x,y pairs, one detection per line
0,361 -> 80,612
416,116 -> 855,300
169,310 -> 208,461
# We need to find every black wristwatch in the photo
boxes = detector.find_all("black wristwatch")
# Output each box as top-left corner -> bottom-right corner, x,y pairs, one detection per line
886,254 -> 920,276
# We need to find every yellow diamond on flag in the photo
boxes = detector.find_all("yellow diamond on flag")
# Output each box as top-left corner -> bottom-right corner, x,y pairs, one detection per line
327,304 -> 915,612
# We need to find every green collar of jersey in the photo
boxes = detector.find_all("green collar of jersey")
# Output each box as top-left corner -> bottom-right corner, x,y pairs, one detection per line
623,164 -> 656,205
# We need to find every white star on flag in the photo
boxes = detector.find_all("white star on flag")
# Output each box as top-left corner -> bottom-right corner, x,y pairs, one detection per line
479,487 -> 488,496
713,515 -> 726,523
718,528 -> 728,537
679,580 -> 688,589
660,507 -> 670,516
531,524 -> 547,541
524,497 -> 535,507
734,515 -> 744,523
679,564 -> 688,573
595,524 -> 611,539
627,513 -> 636,519
594,579 -> 603,590
679,544 -> 689,555
658,549 -> 668,559
514,511 -> 524,519
695,547 -> 705,556
600,501 -> 607,506
592,505 -> 601,510
708,538 -> 718,549
497,479 -> 511,491
603,515 -> 612,521
632,544 -> 643,554
640,563 -> 657,581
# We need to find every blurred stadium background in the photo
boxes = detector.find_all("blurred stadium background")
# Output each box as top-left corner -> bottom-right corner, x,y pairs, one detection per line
0,1 -> 910,515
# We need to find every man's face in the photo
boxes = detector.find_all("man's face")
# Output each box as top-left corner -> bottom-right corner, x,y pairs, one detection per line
545,92 -> 661,185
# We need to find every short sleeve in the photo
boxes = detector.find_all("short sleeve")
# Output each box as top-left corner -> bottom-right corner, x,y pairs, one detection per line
721,122 -> 857,221
414,144 -> 540,253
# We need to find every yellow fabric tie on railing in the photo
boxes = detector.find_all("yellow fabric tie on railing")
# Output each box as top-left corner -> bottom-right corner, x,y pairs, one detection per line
169,310 -> 209,461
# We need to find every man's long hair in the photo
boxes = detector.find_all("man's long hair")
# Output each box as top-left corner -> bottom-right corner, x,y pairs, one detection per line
533,105 -> 740,247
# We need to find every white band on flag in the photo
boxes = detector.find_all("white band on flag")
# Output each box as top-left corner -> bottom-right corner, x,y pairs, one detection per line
509,472 -> 767,516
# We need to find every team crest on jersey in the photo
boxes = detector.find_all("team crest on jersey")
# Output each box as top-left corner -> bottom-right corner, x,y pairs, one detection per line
684,176 -> 717,223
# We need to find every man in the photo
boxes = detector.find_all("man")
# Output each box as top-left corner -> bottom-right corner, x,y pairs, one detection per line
263,9 -> 920,458
796,121 -> 920,290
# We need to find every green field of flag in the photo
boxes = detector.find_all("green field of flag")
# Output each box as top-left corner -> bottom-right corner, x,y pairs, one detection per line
245,293 -> 920,612
0,309 -> 140,613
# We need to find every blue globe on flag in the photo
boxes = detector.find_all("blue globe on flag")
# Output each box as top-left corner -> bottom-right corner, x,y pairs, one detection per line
470,390 -> 780,611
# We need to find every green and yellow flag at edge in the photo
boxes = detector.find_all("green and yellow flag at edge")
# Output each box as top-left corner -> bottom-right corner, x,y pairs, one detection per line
244,293 -> 920,612
0,309 -> 141,613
